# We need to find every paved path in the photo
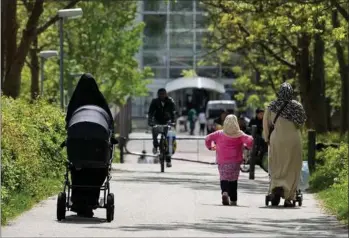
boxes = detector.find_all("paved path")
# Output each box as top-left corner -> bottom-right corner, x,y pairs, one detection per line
1,134 -> 348,237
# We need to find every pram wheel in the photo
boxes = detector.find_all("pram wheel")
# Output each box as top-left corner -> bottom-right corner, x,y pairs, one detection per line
271,195 -> 281,206
57,192 -> 66,221
296,189 -> 303,207
106,193 -> 114,222
265,195 -> 270,206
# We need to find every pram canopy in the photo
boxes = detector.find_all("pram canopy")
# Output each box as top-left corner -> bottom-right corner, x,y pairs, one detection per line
68,105 -> 112,141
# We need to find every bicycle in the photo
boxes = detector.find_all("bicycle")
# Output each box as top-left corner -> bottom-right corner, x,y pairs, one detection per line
240,146 -> 269,173
152,121 -> 174,173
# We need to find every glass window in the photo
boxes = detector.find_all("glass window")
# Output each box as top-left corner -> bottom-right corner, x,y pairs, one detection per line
197,67 -> 219,78
170,14 -> 193,30
143,14 -> 167,37
143,14 -> 167,50
170,31 -> 193,49
170,56 -> 193,67
170,0 -> 193,11
195,31 -> 209,51
195,13 -> 209,29
196,0 -> 206,12
151,66 -> 167,78
144,0 -> 167,12
143,35 -> 167,50
169,66 -> 192,79
143,50 -> 167,67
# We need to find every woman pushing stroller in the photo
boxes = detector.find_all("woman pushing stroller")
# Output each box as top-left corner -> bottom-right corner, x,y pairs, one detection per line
263,82 -> 306,207
61,73 -> 117,219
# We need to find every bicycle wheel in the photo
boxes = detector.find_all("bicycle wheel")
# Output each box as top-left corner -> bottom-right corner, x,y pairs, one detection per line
160,138 -> 165,173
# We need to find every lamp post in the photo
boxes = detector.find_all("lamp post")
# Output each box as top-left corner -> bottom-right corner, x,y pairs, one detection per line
58,8 -> 83,110
39,50 -> 58,96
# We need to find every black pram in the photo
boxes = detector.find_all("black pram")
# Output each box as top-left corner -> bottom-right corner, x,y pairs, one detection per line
57,73 -> 117,222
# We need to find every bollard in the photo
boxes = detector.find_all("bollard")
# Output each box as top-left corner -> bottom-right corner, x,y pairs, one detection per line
307,130 -> 316,173
249,125 -> 257,180
119,137 -> 126,164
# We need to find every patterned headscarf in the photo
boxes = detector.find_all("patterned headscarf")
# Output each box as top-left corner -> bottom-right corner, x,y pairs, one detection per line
223,115 -> 244,137
268,82 -> 306,125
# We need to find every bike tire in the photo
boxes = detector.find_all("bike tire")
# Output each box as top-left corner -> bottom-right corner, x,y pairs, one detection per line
160,138 -> 165,173
160,155 -> 165,173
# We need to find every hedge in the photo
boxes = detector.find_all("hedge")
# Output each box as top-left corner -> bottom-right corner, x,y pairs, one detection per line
1,96 -> 66,224
309,142 -> 348,225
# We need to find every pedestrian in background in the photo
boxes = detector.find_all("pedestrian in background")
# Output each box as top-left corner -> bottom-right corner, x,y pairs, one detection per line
198,108 -> 206,135
188,108 -> 197,135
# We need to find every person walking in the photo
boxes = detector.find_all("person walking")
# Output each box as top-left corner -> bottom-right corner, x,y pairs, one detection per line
198,109 -> 207,135
263,82 -> 306,207
187,108 -> 197,135
205,115 -> 254,206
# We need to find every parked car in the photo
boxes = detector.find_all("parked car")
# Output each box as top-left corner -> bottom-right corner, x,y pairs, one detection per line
205,100 -> 238,134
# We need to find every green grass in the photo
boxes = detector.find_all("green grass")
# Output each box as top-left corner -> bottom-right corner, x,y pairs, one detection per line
113,148 -> 120,163
316,182 -> 348,225
1,178 -> 63,225
308,141 -> 348,226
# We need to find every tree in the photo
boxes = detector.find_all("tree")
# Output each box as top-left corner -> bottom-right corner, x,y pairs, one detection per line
56,0 -> 152,104
1,0 -> 79,99
202,0 -> 348,133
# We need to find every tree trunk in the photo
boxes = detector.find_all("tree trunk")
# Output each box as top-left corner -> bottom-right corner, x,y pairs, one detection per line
332,10 -> 349,134
1,0 -> 18,85
297,31 -> 328,133
311,21 -> 328,132
296,34 -> 313,128
2,0 -> 44,98
30,38 -> 40,100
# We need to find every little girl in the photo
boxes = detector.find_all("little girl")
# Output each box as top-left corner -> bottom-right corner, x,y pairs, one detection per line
205,115 -> 253,206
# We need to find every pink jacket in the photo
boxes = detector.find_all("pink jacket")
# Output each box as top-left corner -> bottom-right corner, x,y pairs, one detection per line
205,130 -> 254,164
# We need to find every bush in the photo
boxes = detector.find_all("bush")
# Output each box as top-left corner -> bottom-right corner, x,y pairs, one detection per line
310,142 -> 348,224
1,96 -> 66,224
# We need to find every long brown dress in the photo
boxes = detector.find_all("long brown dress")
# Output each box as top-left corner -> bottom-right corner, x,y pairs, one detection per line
263,107 -> 303,200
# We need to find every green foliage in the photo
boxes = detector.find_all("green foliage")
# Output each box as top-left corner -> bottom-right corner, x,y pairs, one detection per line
1,96 -> 66,224
61,0 -> 153,104
17,1 -> 152,104
181,69 -> 198,77
203,0 -> 348,114
309,142 -> 348,224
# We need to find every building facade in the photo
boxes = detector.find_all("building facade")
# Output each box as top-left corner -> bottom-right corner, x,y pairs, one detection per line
132,0 -> 235,118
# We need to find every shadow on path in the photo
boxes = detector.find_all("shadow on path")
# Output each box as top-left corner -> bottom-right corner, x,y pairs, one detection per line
112,172 -> 269,195
86,216 -> 348,237
58,215 -> 106,224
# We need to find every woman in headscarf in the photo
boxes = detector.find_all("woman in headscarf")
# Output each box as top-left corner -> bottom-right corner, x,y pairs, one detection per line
205,115 -> 254,206
65,73 -> 114,217
263,82 -> 306,207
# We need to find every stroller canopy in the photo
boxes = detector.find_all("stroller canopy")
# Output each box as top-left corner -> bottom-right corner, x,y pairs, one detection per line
68,105 -> 112,140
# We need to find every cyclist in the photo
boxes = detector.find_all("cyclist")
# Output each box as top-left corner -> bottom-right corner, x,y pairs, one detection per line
248,108 -> 267,167
148,88 -> 176,168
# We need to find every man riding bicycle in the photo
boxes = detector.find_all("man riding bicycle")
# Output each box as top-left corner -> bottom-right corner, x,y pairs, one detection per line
248,108 -> 267,167
148,88 -> 176,168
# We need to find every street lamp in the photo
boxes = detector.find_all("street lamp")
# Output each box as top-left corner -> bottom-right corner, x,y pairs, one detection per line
58,8 -> 83,110
39,50 -> 58,96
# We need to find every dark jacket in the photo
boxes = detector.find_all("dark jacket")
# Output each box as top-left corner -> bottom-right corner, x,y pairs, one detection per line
248,116 -> 263,136
148,97 -> 176,126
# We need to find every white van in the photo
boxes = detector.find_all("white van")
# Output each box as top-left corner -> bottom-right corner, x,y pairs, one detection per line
205,100 -> 238,134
